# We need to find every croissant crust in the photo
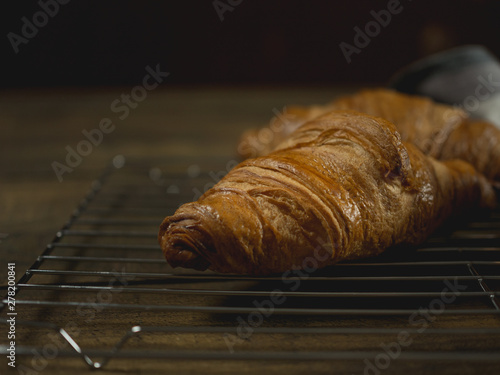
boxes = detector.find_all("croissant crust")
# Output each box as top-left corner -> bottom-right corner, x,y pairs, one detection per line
160,111 -> 495,275
238,89 -> 500,183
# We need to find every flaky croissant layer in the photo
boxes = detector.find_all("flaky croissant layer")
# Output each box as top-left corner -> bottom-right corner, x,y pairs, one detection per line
238,89 -> 500,183
159,111 -> 495,275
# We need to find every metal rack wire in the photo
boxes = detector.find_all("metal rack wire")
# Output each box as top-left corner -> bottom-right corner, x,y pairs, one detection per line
1,155 -> 500,373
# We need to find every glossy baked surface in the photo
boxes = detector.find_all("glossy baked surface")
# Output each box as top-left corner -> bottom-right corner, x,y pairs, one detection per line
160,111 -> 495,275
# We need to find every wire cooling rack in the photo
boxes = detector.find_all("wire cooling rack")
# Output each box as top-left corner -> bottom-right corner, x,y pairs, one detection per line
1,155 -> 500,374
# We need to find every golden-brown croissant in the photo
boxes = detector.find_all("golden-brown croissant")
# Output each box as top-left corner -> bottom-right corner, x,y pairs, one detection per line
238,89 -> 500,182
159,111 -> 495,275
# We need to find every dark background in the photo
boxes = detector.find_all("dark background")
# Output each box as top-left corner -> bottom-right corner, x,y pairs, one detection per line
2,0 -> 500,89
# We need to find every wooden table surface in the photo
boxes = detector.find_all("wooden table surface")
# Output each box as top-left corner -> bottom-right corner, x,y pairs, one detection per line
3,86 -> 500,375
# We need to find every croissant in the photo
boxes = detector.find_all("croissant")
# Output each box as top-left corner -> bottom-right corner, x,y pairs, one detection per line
159,111 -> 495,275
239,89 -> 500,182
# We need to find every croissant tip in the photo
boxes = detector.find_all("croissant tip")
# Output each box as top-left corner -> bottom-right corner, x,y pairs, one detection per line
160,235 -> 211,271
169,248 -> 211,271
159,217 -> 212,272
